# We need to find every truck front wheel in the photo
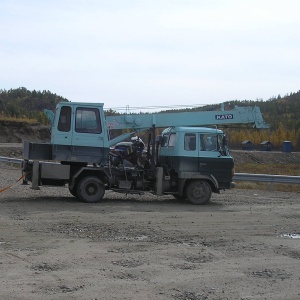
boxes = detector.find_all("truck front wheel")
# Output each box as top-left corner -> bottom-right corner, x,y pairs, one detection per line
186,180 -> 212,205
77,176 -> 105,203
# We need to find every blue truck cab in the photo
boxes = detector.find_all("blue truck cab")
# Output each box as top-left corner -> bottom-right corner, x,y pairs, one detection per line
157,127 -> 234,204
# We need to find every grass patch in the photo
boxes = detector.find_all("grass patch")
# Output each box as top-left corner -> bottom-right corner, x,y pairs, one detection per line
0,116 -> 38,124
235,181 -> 300,192
235,163 -> 300,176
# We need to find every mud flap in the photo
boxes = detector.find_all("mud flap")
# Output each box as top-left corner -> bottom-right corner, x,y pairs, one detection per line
31,160 -> 40,190
155,167 -> 163,196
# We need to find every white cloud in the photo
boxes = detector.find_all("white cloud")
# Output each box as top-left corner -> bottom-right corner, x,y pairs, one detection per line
1,0 -> 300,109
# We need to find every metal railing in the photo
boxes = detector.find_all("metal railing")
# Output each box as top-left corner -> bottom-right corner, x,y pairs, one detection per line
0,156 -> 23,165
233,173 -> 300,184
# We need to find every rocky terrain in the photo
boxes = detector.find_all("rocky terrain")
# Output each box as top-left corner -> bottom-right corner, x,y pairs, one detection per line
0,120 -> 50,143
0,166 -> 299,300
0,125 -> 300,299
231,150 -> 300,166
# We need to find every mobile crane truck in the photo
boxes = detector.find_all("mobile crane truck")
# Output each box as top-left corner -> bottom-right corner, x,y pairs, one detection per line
21,102 -> 268,204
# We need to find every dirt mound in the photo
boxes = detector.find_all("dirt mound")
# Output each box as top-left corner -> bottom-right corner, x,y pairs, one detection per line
231,150 -> 300,165
0,120 -> 50,143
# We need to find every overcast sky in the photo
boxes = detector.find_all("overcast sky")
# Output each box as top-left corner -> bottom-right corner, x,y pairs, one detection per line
1,0 -> 299,111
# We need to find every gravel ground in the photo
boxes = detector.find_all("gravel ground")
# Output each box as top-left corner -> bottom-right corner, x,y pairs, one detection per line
0,164 -> 299,300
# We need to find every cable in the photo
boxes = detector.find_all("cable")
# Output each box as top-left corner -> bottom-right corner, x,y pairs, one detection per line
103,103 -> 214,111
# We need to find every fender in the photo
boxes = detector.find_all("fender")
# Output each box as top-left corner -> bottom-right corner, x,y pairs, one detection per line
69,166 -> 111,189
177,172 -> 219,195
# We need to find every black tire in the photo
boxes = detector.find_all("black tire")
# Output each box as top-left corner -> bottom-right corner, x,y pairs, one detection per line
77,176 -> 105,203
69,187 -> 79,198
186,180 -> 212,205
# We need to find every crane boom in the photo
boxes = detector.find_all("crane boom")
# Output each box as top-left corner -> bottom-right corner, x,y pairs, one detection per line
106,105 -> 269,130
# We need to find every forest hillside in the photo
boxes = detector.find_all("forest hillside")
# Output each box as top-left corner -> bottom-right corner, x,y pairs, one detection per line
0,87 -> 299,150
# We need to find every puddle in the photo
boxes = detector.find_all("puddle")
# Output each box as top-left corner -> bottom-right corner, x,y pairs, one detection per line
281,233 -> 300,239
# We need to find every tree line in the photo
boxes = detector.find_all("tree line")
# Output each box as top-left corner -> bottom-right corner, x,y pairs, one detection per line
0,87 -> 68,124
1,87 -> 300,150
226,126 -> 300,151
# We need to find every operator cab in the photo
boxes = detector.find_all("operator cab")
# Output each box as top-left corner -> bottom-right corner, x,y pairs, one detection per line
51,102 -> 109,164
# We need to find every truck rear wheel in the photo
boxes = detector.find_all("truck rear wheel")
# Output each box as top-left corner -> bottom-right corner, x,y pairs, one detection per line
77,176 -> 105,203
186,180 -> 212,205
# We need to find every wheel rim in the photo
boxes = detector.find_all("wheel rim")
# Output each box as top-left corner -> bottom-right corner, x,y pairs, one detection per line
86,183 -> 98,196
192,182 -> 206,199
186,180 -> 211,205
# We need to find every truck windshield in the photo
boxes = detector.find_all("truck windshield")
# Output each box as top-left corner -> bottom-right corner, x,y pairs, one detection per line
218,134 -> 229,155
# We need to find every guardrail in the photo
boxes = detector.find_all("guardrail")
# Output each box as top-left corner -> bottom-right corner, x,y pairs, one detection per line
0,156 -> 23,165
233,173 -> 300,184
1,156 -> 300,185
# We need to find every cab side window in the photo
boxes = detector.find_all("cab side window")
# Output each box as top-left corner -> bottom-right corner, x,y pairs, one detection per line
184,133 -> 196,151
58,106 -> 71,132
200,134 -> 218,151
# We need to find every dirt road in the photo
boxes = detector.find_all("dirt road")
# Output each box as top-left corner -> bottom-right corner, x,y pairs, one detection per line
0,166 -> 299,300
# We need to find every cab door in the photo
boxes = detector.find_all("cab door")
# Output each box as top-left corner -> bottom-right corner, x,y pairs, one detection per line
198,133 -> 233,189
70,105 -> 107,163
71,106 -> 104,148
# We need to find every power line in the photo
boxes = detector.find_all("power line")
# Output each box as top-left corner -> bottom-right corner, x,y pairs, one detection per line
104,103 -> 215,111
